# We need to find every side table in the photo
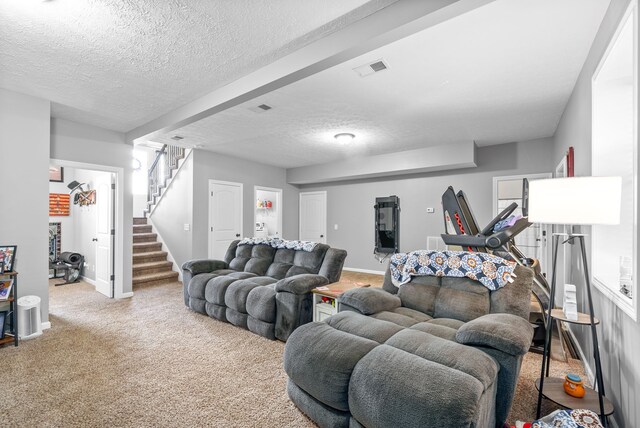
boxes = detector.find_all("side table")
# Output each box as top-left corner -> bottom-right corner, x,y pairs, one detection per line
311,281 -> 370,322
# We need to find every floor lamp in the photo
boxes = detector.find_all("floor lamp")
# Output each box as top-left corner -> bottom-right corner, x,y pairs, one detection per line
529,176 -> 621,426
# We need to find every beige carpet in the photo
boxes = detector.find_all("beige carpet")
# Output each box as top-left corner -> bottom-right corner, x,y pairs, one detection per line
0,275 -> 582,427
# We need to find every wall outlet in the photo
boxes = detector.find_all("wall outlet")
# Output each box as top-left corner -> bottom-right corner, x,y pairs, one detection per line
184,223 -> 190,231
334,224 -> 339,230
426,207 -> 435,213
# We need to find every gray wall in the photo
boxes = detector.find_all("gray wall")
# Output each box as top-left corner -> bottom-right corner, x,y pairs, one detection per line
0,88 -> 51,322
300,139 -> 554,272
552,0 -> 638,426
149,152 -> 194,268
191,150 -> 299,259
50,118 -> 133,296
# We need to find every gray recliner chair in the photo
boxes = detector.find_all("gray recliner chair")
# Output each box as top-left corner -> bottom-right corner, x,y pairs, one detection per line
284,262 -> 534,428
182,240 -> 347,341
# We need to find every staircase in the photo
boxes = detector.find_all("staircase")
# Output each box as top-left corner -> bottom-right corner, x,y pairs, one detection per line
145,144 -> 186,215
132,217 -> 178,287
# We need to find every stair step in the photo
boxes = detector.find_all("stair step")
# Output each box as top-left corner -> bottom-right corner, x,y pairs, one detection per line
133,270 -> 179,286
133,242 -> 162,253
133,233 -> 158,243
133,224 -> 152,233
133,217 -> 147,225
132,251 -> 168,263
133,260 -> 173,276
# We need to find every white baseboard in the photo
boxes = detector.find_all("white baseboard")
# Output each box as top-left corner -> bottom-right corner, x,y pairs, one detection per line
81,276 -> 97,286
41,321 -> 51,330
116,291 -> 134,299
343,267 -> 385,276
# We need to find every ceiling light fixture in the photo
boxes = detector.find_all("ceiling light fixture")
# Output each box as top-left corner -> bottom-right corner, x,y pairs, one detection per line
334,133 -> 355,144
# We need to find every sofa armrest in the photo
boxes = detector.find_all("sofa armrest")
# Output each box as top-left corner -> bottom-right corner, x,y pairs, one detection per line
456,313 -> 534,356
275,274 -> 329,295
338,288 -> 401,315
181,259 -> 227,275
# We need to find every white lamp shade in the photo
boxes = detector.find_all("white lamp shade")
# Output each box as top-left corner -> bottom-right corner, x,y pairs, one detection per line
528,176 -> 622,225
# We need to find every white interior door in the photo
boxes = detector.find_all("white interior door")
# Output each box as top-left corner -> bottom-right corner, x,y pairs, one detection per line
95,173 -> 114,297
209,180 -> 243,260
299,191 -> 327,244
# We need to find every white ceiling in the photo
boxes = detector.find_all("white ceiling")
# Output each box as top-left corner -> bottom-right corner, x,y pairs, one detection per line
153,0 -> 611,168
0,0 -> 393,132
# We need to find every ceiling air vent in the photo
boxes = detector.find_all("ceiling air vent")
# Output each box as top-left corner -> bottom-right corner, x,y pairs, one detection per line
353,59 -> 389,77
249,103 -> 274,113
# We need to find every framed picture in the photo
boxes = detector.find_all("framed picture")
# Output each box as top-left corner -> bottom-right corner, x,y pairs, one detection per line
49,166 -> 64,182
0,246 -> 17,273
0,311 -> 7,339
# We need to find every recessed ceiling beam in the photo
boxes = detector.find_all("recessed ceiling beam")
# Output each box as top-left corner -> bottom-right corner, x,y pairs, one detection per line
126,0 -> 496,144
286,141 -> 477,184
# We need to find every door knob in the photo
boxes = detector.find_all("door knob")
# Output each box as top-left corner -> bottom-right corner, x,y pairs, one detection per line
92,238 -> 98,242
236,233 -> 240,237
320,235 -> 324,238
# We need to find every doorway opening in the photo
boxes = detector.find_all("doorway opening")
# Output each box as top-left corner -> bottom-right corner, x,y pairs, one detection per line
49,160 -> 123,299
253,186 -> 283,239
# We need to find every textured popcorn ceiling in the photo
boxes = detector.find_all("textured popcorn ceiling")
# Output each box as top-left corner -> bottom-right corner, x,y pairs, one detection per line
0,0 -> 386,132
154,0 -> 610,168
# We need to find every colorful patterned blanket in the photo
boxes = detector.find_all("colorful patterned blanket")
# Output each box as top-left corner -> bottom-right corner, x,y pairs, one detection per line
389,250 -> 517,291
237,237 -> 318,252
514,409 -> 603,428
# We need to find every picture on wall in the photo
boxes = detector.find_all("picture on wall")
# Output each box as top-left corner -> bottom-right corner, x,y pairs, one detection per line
49,193 -> 71,216
49,166 -> 64,182
0,245 -> 17,273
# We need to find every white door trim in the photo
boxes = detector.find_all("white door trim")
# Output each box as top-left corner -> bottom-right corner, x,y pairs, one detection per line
254,185 -> 283,239
208,180 -> 243,259
299,190 -> 327,243
50,158 -> 125,299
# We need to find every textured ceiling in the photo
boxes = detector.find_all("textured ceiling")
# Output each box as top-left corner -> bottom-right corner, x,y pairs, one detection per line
0,0 -> 392,132
153,0 -> 610,168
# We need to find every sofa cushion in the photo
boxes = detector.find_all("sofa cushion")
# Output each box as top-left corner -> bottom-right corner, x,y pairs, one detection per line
266,262 -> 293,279
391,307 -> 433,323
433,277 -> 491,322
428,318 -> 465,330
212,269 -> 237,275
293,244 -> 329,274
385,329 -> 498,390
348,344 -> 491,428
225,280 -> 265,313
396,276 -> 441,316
188,273 -> 217,300
370,311 -> 420,328
246,283 -> 277,322
410,322 -> 458,341
284,322 -> 378,411
326,312 -> 404,344
205,276 -> 241,305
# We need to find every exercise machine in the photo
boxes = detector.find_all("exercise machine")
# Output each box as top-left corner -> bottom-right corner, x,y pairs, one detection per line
49,252 -> 84,286
440,184 -> 571,356
441,185 -> 550,310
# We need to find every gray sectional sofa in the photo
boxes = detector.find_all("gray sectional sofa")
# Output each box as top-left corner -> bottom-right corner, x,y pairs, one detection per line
182,240 -> 347,341
284,263 -> 535,428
